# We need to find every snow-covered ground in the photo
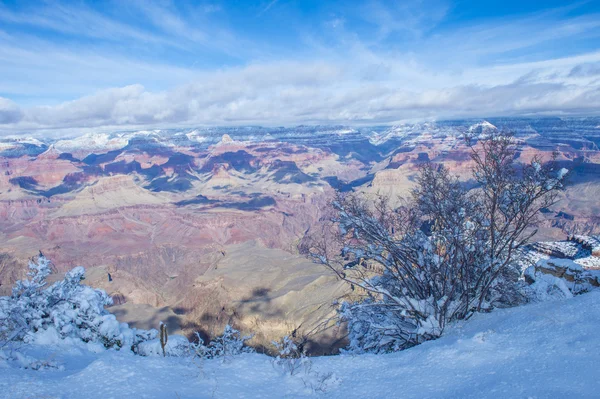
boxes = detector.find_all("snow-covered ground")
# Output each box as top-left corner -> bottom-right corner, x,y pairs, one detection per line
2,291 -> 600,398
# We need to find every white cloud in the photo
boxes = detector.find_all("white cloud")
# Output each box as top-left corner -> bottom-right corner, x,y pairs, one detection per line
0,97 -> 22,124
1,54 -> 599,135
569,62 -> 600,77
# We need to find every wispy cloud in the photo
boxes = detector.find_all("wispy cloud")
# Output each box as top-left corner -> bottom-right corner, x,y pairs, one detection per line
0,2 -> 169,45
257,0 -> 280,17
361,0 -> 450,41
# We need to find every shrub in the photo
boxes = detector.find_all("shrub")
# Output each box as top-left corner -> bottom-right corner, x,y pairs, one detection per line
193,325 -> 254,360
272,335 -> 310,376
307,132 -> 566,353
0,255 -> 156,350
137,334 -> 191,357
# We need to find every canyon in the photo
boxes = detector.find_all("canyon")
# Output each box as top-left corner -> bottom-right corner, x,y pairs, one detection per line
1,118 -> 599,349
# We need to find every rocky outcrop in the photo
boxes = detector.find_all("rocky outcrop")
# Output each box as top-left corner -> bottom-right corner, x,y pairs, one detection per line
525,258 -> 600,295
568,235 -> 600,258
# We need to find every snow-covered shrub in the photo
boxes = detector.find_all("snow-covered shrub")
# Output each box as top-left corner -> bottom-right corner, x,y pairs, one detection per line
339,299 -> 423,354
1,256 -> 53,344
302,371 -> 341,394
271,335 -> 341,393
9,351 -> 64,371
194,325 -> 254,360
307,132 -> 565,353
272,335 -> 310,376
40,266 -> 117,345
0,255 -> 156,351
137,334 -> 191,357
119,326 -> 157,352
0,298 -> 18,346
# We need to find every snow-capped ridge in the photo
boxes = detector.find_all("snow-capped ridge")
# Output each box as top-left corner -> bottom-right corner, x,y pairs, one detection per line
468,120 -> 498,134
184,130 -> 207,143
1,136 -> 45,146
367,122 -> 450,145
54,133 -> 129,152
215,133 -> 240,146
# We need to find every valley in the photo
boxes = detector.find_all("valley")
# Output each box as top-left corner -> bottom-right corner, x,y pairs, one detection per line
1,117 -> 599,348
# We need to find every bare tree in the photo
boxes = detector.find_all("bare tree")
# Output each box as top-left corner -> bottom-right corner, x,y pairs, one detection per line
305,132 -> 566,353
466,133 -> 565,310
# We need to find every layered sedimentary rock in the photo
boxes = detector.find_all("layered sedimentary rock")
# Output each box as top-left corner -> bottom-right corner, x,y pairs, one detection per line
1,118 -> 599,346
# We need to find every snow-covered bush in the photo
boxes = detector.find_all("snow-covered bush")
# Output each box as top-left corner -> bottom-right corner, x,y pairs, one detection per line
301,371 -> 341,394
1,255 -> 53,345
2,350 -> 64,371
194,325 -> 254,360
271,335 -> 341,393
137,334 -> 191,357
272,335 -> 310,376
40,266 -> 117,346
339,299 -> 424,354
0,255 -> 156,351
307,132 -> 566,353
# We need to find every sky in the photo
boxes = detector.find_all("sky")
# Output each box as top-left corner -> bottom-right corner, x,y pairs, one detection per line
0,0 -> 600,135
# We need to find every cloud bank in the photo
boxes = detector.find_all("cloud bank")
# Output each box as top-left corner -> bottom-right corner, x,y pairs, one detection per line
2,57 -> 599,134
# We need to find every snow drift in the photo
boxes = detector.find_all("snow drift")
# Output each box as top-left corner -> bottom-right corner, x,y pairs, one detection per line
1,289 -> 599,398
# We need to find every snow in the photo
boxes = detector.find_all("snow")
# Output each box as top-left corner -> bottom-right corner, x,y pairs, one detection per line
0,142 -> 17,150
576,255 -> 600,269
538,257 -> 583,271
557,167 -> 569,179
524,267 -> 574,301
3,136 -> 45,146
0,136 -> 46,150
137,335 -> 191,357
368,124 -> 436,145
1,257 -> 157,353
2,291 -> 600,398
214,134 -> 238,146
468,121 -> 497,133
54,133 -> 129,152
332,128 -> 357,136
526,240 -> 600,270
185,130 -> 207,143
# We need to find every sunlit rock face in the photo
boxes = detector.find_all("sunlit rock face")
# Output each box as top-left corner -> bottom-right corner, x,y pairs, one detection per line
1,117 -> 599,345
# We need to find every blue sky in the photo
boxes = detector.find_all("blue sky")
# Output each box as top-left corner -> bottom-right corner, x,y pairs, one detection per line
0,0 -> 600,134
